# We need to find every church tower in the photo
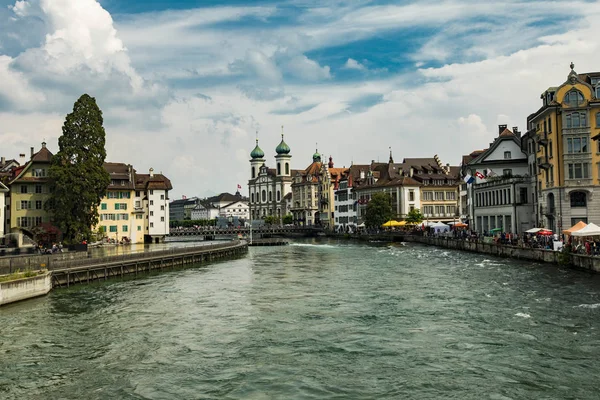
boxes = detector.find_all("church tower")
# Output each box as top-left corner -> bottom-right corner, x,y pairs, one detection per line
275,126 -> 292,177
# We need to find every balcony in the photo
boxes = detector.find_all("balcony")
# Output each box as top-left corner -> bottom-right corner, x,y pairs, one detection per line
565,178 -> 593,187
535,133 -> 548,146
537,157 -> 551,170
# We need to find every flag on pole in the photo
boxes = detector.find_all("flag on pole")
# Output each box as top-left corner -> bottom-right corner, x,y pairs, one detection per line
463,174 -> 475,184
485,168 -> 496,177
237,184 -> 242,189
475,171 -> 485,179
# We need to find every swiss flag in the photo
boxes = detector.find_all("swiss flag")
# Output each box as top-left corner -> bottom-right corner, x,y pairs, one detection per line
237,184 -> 242,189
475,171 -> 485,179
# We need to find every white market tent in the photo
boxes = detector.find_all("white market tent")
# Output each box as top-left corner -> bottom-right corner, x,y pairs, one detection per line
430,221 -> 450,233
572,223 -> 600,237
526,228 -> 543,233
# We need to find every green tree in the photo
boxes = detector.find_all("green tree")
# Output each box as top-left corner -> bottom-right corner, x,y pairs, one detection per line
406,208 -> 424,224
47,94 -> 110,243
365,192 -> 393,228
282,214 -> 293,225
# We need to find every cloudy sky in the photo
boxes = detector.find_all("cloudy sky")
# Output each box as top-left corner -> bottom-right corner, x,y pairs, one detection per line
1,0 -> 600,199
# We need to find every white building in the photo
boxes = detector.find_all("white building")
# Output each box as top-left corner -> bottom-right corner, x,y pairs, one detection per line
464,125 -> 534,234
0,181 -> 7,237
191,203 -> 219,220
135,168 -> 172,243
219,200 -> 249,219
248,132 -> 294,222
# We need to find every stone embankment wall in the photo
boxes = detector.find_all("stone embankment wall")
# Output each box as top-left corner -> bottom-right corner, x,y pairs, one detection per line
0,271 -> 52,306
400,235 -> 600,273
0,252 -> 88,275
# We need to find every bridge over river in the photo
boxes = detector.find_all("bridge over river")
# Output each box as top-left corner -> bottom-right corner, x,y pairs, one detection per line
167,226 -> 324,241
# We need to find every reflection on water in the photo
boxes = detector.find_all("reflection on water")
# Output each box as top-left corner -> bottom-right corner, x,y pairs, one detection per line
2,238 -> 600,399
87,240 -> 223,257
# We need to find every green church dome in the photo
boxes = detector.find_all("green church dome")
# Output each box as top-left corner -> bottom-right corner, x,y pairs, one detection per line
312,149 -> 321,162
276,134 -> 291,155
250,139 -> 265,159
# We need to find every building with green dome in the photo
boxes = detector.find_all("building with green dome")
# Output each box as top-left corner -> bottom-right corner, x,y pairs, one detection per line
248,130 -> 296,223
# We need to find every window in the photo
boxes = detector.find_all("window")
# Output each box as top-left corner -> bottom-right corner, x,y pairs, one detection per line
136,191 -> 140,197
150,211 -> 154,216
35,200 -> 42,210
285,163 -> 289,175
277,190 -> 281,201
445,191 -> 456,200
251,193 -> 254,203
409,191 -> 414,201
161,216 -> 165,222
20,185 -> 27,194
446,205 -> 455,215
568,163 -> 590,179
150,222 -> 154,228
115,203 -> 127,210
137,226 -> 141,231
109,226 -> 117,232
549,141 -> 553,158
150,200 -> 154,206
564,90 -> 584,106
548,118 -> 552,132
277,163 -> 281,175
20,200 -> 29,210
32,168 -> 46,177
570,191 -> 587,207
123,225 -> 128,232
262,190 -> 266,202
596,112 -> 600,127
101,203 -> 107,210
519,188 -> 527,204
422,191 -> 433,201
149,190 -> 154,195
503,169 -> 512,176
565,112 -> 587,128
434,191 -> 444,201
136,215 -> 142,220
567,137 -> 589,153
504,151 -> 511,159
160,194 -> 165,200
596,87 -> 600,99
161,205 -> 164,210
35,184 -> 42,194
252,167 -> 256,179
269,191 -> 272,201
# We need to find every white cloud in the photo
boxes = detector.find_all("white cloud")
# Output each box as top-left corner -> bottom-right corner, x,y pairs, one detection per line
344,58 -> 366,71
284,54 -> 331,81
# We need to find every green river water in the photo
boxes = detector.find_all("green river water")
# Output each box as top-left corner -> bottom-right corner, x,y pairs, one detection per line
1,239 -> 600,399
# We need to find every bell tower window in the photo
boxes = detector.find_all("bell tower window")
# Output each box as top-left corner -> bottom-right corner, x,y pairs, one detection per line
277,163 -> 281,175
252,167 -> 256,179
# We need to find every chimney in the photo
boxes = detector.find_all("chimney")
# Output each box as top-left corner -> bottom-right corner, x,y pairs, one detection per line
149,167 -> 154,177
41,141 -> 46,148
1,156 -> 4,165
498,124 -> 507,135
512,126 -> 521,138
19,153 -> 26,164
30,147 -> 34,158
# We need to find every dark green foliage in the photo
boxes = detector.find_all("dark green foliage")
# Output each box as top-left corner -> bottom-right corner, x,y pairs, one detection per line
365,192 -> 393,228
406,208 -> 424,224
170,219 -> 217,228
47,94 -> 110,243
282,214 -> 293,225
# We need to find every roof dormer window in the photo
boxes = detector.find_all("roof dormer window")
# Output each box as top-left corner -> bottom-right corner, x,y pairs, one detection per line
564,90 -> 584,106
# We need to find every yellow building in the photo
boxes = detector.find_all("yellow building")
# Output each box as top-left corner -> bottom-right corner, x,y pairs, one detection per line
525,63 -> 600,232
97,162 -> 139,243
8,142 -> 53,233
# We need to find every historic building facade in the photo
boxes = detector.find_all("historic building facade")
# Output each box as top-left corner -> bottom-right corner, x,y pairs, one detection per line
248,133 -> 294,222
463,126 -> 533,234
527,64 -> 600,232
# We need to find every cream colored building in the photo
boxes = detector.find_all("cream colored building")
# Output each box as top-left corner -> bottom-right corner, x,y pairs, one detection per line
8,142 -> 53,233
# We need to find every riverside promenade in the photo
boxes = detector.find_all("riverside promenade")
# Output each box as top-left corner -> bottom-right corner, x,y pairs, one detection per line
338,232 -> 600,273
0,240 -> 248,305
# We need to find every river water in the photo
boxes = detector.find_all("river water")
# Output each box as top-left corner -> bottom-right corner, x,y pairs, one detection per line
2,239 -> 600,399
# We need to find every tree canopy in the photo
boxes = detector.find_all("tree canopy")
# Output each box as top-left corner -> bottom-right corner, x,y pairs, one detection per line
47,94 -> 110,243
406,208 -> 424,224
364,192 -> 393,228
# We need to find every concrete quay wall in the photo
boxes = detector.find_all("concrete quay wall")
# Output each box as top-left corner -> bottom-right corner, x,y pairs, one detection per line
0,252 -> 88,275
337,233 -> 600,273
50,240 -> 248,288
0,271 -> 52,306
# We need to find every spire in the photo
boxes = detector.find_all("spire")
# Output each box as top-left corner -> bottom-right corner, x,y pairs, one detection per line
312,143 -> 321,162
275,125 -> 291,155
328,155 -> 334,168
389,147 -> 393,163
250,132 -> 265,159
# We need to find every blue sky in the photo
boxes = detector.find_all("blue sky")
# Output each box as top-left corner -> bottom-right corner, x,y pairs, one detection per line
2,0 -> 600,198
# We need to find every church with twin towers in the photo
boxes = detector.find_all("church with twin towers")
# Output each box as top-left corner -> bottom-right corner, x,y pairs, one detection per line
247,127 -> 295,221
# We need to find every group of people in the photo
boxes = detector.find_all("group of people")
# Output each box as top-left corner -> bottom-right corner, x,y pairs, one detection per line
38,242 -> 63,254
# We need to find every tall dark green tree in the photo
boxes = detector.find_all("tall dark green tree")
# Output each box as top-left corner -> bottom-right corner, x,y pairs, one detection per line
364,192 -> 393,228
47,94 -> 110,242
